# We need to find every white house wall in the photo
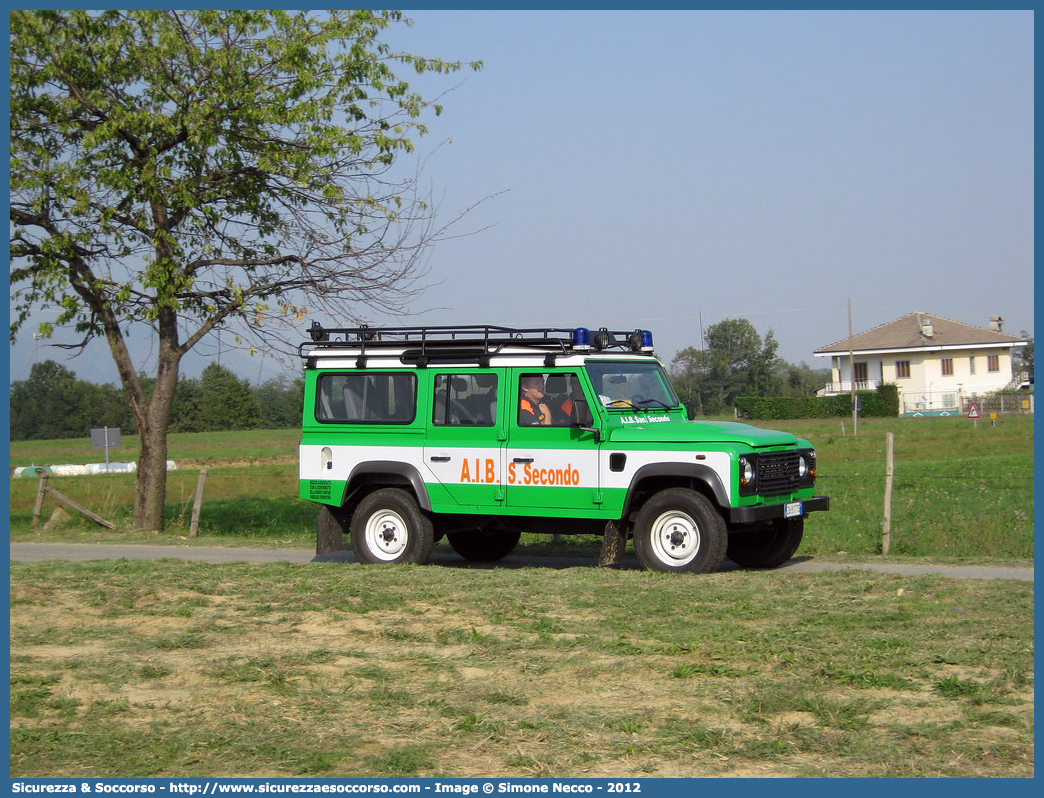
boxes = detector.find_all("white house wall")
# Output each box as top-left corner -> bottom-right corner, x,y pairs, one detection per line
827,347 -> 1017,400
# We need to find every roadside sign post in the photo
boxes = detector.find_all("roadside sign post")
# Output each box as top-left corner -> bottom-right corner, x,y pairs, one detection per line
90,426 -> 122,468
967,402 -> 980,428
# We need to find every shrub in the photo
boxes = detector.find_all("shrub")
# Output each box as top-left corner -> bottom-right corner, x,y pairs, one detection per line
735,383 -> 899,420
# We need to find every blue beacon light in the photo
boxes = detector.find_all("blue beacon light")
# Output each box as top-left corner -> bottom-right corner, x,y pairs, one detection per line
572,327 -> 591,350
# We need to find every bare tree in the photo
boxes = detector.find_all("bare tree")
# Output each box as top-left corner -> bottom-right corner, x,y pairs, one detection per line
10,9 -> 482,530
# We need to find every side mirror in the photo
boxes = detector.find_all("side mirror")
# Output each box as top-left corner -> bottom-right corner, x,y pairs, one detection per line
570,398 -> 600,442
570,398 -> 594,427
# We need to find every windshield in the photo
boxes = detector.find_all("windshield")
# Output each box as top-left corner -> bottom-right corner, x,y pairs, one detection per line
585,360 -> 680,410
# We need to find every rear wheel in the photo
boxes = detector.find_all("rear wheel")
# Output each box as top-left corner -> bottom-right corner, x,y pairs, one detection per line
351,488 -> 434,565
447,528 -> 522,562
727,517 -> 803,569
632,488 -> 727,574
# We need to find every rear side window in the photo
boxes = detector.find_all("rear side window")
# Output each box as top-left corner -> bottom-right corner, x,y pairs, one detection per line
433,373 -> 498,427
316,373 -> 416,424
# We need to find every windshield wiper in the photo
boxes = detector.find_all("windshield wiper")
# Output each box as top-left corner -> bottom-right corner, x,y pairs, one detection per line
634,398 -> 672,410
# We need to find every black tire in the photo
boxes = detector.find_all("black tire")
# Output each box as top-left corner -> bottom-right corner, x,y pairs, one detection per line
727,517 -> 803,569
350,488 -> 434,565
632,488 -> 727,574
446,528 -> 521,562
317,505 -> 349,555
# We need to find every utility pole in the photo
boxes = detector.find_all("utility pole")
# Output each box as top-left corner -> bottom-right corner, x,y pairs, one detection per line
848,299 -> 858,436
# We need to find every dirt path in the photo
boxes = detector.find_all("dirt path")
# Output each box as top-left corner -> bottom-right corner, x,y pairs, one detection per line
8,542 -> 1034,580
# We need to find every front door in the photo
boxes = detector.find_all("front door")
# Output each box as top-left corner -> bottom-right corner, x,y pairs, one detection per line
504,370 -> 601,512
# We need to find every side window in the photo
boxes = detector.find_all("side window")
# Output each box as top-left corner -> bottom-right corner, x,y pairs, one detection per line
518,373 -> 584,428
316,373 -> 416,424
432,373 -> 498,427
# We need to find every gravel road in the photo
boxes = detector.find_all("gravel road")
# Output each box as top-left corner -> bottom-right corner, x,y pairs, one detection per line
9,542 -> 1034,581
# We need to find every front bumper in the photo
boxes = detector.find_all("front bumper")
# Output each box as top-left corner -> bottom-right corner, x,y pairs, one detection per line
728,495 -> 830,525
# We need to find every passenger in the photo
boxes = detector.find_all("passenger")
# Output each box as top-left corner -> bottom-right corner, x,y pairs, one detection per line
555,380 -> 586,424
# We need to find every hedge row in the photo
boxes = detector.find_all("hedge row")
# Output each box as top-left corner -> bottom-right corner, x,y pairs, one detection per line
735,384 -> 900,420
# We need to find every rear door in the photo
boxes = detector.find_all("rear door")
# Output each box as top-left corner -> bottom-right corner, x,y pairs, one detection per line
422,371 -> 505,509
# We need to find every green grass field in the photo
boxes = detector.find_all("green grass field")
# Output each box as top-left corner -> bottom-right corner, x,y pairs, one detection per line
8,416 -> 1035,778
9,414 -> 1034,561
9,558 -> 1034,778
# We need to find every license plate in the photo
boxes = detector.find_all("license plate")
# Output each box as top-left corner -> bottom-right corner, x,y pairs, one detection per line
784,501 -> 803,519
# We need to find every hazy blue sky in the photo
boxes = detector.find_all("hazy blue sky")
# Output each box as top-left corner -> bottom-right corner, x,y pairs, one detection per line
9,9 -> 1034,385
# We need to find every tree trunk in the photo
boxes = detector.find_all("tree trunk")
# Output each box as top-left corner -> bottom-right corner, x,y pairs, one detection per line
133,344 -> 181,532
135,425 -> 170,532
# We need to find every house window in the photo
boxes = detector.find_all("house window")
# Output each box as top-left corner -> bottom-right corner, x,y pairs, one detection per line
895,361 -> 910,379
988,355 -> 1000,372
941,358 -> 954,376
969,356 -> 976,375
853,362 -> 868,383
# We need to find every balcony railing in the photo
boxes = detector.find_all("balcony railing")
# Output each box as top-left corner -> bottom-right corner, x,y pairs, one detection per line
817,380 -> 878,396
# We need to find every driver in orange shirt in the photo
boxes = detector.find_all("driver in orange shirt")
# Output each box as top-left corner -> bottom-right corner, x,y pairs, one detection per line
519,375 -> 552,426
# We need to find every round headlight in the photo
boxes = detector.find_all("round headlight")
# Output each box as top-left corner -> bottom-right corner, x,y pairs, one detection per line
798,455 -> 808,478
739,456 -> 755,486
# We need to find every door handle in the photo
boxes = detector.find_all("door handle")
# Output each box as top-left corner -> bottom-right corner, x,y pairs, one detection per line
512,457 -> 534,464
429,456 -> 451,463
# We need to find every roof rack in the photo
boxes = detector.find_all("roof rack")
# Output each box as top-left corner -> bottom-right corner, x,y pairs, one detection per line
299,323 -> 655,367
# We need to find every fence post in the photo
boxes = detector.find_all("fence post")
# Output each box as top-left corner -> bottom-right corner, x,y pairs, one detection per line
32,473 -> 48,527
190,468 -> 207,538
882,432 -> 894,555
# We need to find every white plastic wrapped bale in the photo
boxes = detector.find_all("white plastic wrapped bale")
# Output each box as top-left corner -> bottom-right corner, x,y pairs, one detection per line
50,464 -> 90,476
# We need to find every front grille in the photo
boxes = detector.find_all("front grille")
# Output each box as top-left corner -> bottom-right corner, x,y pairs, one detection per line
758,451 -> 801,496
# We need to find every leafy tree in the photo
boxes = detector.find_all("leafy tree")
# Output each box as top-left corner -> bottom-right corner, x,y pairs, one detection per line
10,360 -> 299,439
10,10 -> 481,529
670,347 -> 708,417
10,360 -> 131,440
776,361 -> 829,397
670,319 -> 783,415
198,363 -> 262,431
169,377 -> 205,434
254,375 -> 306,429
10,361 -> 79,440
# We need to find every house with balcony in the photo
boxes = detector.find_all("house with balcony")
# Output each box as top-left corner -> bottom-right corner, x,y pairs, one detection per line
813,312 -> 1029,416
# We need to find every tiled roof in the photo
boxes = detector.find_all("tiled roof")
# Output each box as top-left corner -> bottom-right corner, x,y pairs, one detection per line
814,312 -> 1027,355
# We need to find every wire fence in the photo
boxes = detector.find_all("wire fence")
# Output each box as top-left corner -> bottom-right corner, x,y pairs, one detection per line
962,393 -> 1034,415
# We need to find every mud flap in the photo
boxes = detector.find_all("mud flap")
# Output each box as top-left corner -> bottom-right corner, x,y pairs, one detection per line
317,505 -> 348,555
598,520 -> 627,566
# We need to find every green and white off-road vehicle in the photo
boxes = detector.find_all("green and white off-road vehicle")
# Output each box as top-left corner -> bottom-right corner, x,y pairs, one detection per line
298,324 -> 828,573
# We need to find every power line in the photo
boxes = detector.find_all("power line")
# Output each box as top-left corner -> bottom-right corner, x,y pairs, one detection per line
500,306 -> 846,328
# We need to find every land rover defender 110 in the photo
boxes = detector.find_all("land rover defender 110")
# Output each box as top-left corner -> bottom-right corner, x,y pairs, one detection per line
299,324 -> 829,573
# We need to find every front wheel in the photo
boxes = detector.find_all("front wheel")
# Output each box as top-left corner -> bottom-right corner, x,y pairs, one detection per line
351,488 -> 434,565
727,517 -> 803,569
446,528 -> 521,562
632,488 -> 727,574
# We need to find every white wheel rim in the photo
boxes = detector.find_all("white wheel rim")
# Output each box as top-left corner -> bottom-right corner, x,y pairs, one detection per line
649,510 -> 701,566
364,509 -> 410,561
